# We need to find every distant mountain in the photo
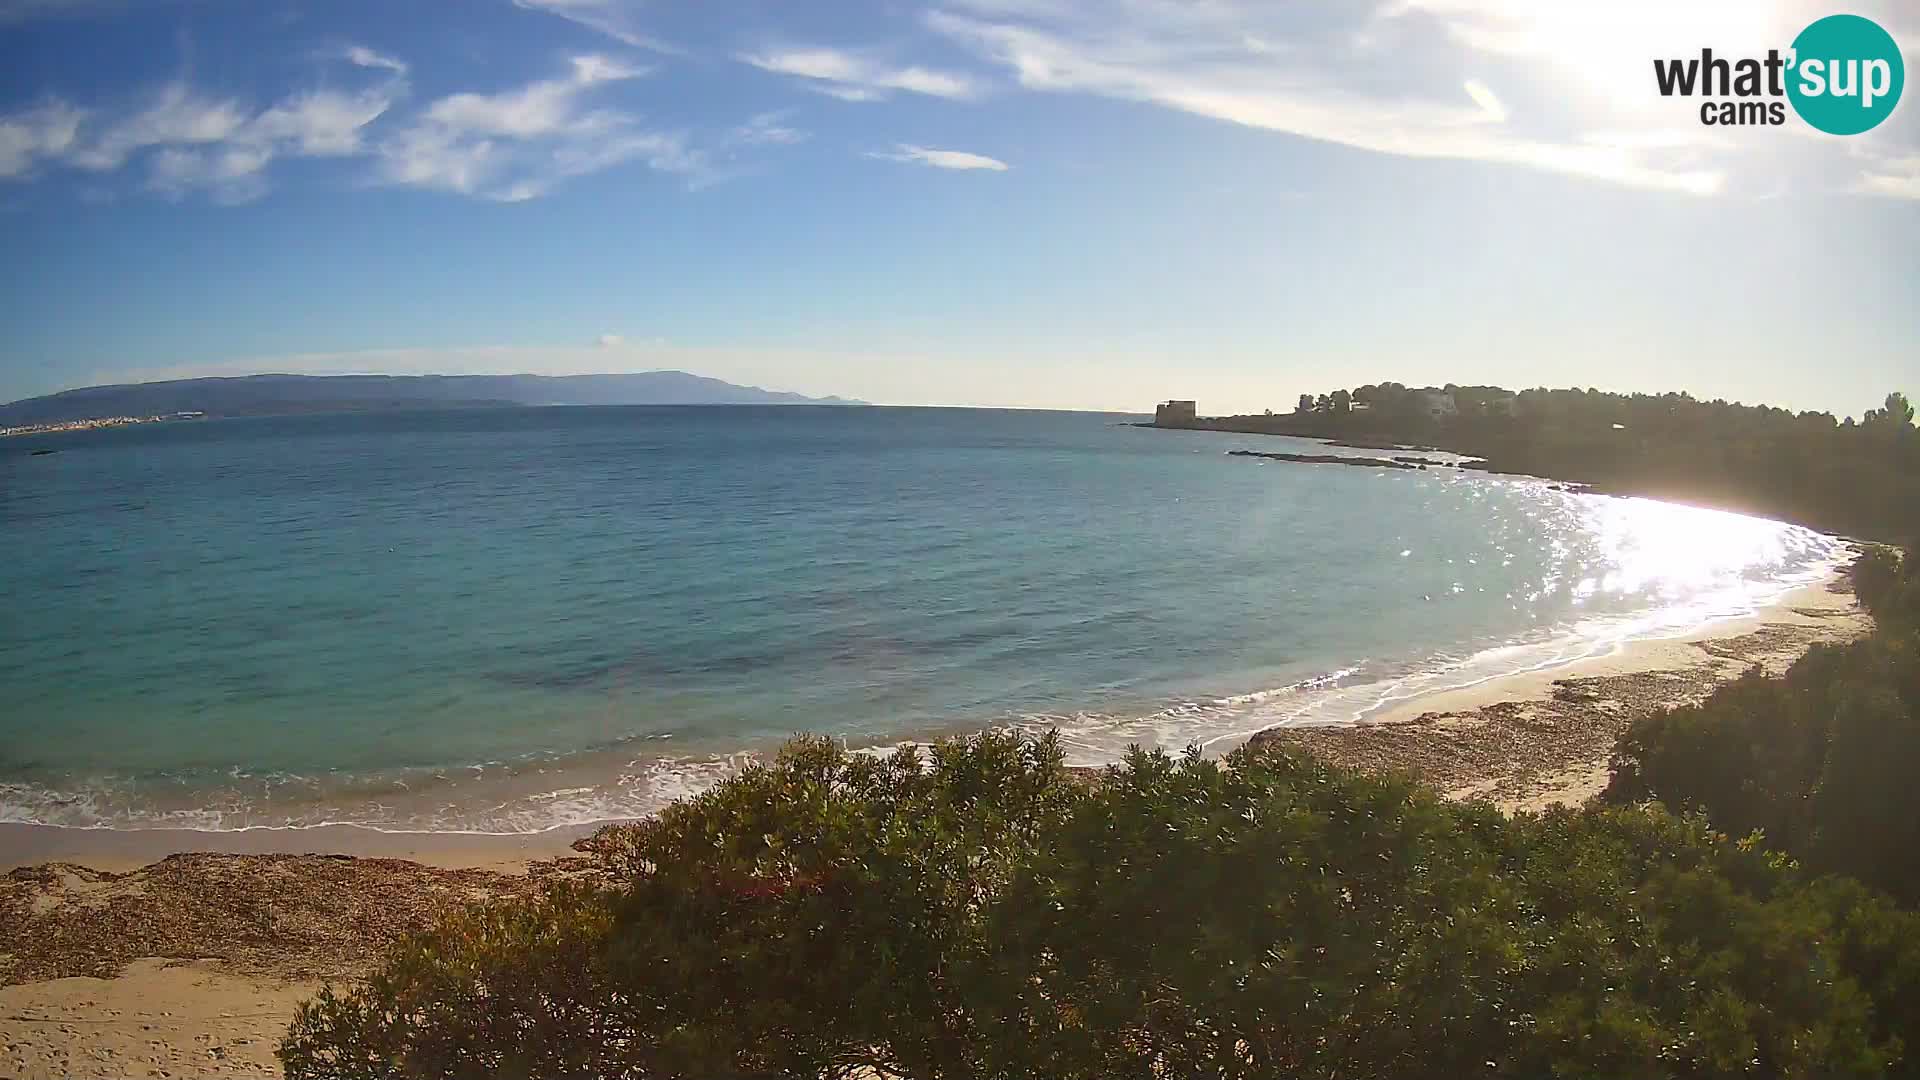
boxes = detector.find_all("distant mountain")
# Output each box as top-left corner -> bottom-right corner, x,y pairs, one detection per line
0,372 -> 864,425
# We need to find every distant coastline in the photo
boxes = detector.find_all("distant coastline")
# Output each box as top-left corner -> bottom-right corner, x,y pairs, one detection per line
0,371 -> 864,428
2,411 -> 203,438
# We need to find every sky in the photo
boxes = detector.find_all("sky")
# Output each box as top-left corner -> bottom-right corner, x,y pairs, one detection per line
1,0 -> 1916,416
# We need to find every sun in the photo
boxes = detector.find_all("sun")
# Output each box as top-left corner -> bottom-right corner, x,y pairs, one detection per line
1448,1 -> 1799,111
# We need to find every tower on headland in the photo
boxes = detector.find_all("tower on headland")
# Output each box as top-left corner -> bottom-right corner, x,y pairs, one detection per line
1155,400 -> 1197,427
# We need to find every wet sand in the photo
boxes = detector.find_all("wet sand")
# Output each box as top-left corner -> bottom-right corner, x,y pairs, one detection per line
0,565 -> 1873,1077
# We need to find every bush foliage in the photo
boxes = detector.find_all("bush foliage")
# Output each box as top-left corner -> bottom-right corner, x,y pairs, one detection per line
285,730 -> 1920,1079
1607,547 -> 1920,903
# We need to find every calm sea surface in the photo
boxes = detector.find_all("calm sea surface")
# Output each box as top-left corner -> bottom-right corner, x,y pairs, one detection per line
0,406 -> 1843,831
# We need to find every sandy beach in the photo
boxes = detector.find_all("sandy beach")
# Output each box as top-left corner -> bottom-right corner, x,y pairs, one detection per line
1249,569 -> 1873,813
0,822 -> 595,877
0,564 -> 1874,1078
0,852 -> 613,1077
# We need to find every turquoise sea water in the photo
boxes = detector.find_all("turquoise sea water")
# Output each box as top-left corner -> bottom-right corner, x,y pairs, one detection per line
0,406 -> 1843,831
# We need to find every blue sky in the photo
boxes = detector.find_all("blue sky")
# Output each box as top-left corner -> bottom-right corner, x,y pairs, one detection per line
1,0 -> 1915,415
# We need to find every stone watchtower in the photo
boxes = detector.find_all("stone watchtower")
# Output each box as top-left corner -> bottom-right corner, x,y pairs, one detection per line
1155,400 -> 1197,427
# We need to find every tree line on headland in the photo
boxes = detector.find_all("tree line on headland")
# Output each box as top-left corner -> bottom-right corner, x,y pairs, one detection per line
1180,384 -> 1919,544
279,385 -> 1920,1078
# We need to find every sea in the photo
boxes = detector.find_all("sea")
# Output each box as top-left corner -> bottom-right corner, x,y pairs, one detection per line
0,406 -> 1845,833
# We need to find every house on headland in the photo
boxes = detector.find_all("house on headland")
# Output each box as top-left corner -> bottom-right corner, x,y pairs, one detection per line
1155,400 -> 1197,427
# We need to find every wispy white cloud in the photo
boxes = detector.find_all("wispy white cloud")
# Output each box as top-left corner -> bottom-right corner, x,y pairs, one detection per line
0,101 -> 85,178
250,88 -> 397,157
869,143 -> 1008,170
376,53 -> 698,201
147,143 -> 271,204
927,3 -> 1724,195
341,44 -> 408,75
511,0 -> 680,55
64,83 -> 249,171
76,82 -> 398,200
0,21 -> 808,207
812,84 -> 887,103
1857,153 -> 1920,199
0,37 -> 408,199
728,110 -> 809,147
1462,79 -> 1505,123
419,55 -> 643,139
739,46 -> 983,101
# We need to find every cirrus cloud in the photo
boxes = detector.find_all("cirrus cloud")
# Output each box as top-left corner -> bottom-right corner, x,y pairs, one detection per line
925,3 -> 1724,195
510,0 -> 681,55
0,39 -> 407,199
0,101 -> 85,178
341,44 -> 408,75
739,46 -> 983,102
374,53 -> 702,202
868,143 -> 1008,170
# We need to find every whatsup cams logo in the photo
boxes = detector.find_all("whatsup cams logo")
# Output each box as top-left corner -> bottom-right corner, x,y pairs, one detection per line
1653,13 -> 1904,133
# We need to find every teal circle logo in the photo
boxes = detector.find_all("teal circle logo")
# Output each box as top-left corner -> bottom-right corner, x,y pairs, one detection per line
1787,14 -> 1904,134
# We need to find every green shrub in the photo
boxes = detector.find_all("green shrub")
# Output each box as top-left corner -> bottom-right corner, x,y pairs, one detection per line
1856,546 -> 1920,629
284,733 -> 1920,1078
279,882 -> 623,1080
1855,546 -> 1906,617
1607,550 -> 1920,903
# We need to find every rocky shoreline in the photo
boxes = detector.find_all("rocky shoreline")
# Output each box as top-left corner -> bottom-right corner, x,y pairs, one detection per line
1147,424 -> 1595,491
1226,448 -> 1437,470
1247,576 -> 1869,814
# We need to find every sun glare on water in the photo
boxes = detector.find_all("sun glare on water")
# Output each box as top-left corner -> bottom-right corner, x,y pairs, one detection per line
1580,493 -> 1828,602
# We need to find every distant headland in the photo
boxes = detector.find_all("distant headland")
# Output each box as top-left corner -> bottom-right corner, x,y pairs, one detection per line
1144,384 -> 1918,543
0,372 -> 864,429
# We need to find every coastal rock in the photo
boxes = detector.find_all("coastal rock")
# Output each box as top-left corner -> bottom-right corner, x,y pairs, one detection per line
1227,449 -> 1420,470
1332,438 -> 1444,453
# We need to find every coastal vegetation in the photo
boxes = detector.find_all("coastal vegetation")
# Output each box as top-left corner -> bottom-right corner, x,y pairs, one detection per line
1182,386 -> 1919,543
1608,544 -> 1920,904
285,723 -> 1920,1078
